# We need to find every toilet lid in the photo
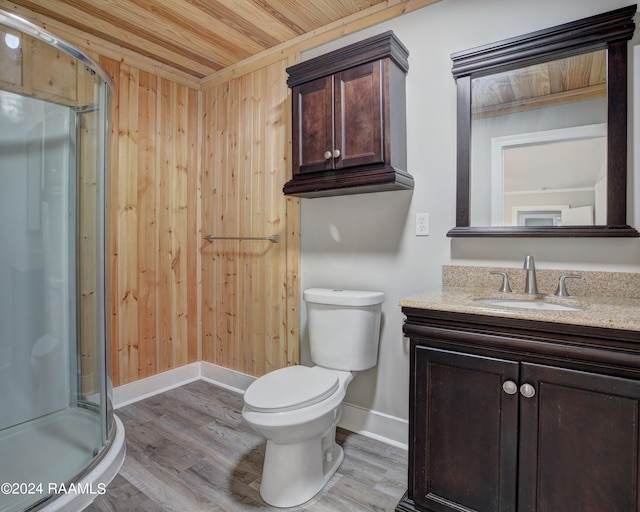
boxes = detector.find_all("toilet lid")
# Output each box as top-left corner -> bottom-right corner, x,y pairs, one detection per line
244,366 -> 339,413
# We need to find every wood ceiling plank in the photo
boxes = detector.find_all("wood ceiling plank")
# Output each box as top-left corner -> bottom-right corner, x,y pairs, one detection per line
472,50 -> 607,112
2,0 -> 440,83
589,50 -> 606,86
6,0 -> 220,77
259,0 -> 340,32
566,53 -> 593,91
46,0 -> 215,71
336,0 -> 384,10
185,0 -> 299,45
1,0 -> 201,86
472,83 -> 606,119
201,0 -> 442,88
251,0 -> 307,34
74,0 -> 251,67
120,0 -> 266,60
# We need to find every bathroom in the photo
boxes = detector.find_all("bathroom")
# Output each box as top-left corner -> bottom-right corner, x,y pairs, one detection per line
2,0 -> 640,510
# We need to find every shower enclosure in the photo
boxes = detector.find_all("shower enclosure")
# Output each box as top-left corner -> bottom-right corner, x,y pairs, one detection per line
0,11 -> 124,512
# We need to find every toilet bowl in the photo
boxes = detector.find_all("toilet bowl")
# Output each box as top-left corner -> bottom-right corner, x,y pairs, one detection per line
242,288 -> 384,507
243,365 -> 353,507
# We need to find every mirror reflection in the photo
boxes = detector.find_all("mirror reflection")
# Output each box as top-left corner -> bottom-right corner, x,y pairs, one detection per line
470,50 -> 607,227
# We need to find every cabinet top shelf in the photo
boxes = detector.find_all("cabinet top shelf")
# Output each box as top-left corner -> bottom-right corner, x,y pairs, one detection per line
286,30 -> 409,87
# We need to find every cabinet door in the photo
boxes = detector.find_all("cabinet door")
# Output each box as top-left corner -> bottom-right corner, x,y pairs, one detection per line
414,346 -> 519,512
518,363 -> 640,512
291,75 -> 334,174
334,61 -> 384,170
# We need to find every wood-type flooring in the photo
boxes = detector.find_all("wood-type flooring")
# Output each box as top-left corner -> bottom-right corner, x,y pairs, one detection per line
86,380 -> 407,511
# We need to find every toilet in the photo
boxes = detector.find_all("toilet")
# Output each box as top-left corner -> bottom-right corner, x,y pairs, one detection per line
242,288 -> 384,508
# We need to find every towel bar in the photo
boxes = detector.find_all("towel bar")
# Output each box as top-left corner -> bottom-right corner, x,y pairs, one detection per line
203,234 -> 279,243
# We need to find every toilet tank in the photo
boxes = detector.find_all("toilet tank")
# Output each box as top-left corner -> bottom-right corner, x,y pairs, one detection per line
304,288 -> 384,371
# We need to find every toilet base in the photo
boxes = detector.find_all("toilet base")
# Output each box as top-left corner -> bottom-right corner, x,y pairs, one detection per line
259,426 -> 344,508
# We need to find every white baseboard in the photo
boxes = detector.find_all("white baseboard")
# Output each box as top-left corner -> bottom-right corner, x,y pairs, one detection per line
112,362 -> 408,449
112,363 -> 200,408
339,402 -> 408,450
199,360 -> 255,393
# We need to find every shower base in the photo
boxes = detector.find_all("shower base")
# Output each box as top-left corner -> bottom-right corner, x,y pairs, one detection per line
0,409 -> 125,512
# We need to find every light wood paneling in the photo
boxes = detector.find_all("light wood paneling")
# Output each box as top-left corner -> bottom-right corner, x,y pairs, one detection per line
104,57 -> 200,386
0,26 -> 21,86
201,58 -> 299,377
25,37 -> 78,102
3,0 -> 441,86
76,56 -> 115,394
78,109 -> 99,396
73,43 -> 297,388
472,50 -> 608,119
4,0 -> 387,80
0,25 -> 82,105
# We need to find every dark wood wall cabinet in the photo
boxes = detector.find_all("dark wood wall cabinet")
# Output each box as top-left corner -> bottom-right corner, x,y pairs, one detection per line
283,31 -> 413,198
397,306 -> 640,512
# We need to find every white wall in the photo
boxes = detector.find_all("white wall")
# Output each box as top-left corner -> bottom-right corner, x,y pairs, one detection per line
300,0 -> 640,428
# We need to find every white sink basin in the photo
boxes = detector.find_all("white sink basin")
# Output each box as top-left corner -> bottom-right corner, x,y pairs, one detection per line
474,298 -> 584,312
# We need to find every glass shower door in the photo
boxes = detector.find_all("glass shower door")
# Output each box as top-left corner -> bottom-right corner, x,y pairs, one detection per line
0,11 -> 119,511
0,91 -> 104,512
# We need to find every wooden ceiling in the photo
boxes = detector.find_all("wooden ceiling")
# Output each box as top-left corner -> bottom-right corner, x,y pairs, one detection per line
472,50 -> 607,119
2,0 -> 395,82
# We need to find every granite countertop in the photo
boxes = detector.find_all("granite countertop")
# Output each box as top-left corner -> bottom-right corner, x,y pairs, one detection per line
400,286 -> 640,332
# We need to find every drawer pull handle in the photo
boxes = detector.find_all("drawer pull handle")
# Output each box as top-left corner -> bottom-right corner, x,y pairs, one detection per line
520,383 -> 536,398
324,150 -> 333,160
333,149 -> 341,158
502,380 -> 518,394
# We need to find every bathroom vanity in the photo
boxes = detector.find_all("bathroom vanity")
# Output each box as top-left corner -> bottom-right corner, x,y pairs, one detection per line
397,271 -> 640,512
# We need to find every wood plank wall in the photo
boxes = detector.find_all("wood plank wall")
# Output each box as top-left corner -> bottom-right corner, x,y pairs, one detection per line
201,59 -> 300,377
100,57 -> 201,386
99,54 -> 299,386
78,109 -> 99,396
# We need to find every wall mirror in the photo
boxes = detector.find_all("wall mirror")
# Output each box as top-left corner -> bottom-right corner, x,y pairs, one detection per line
448,5 -> 639,237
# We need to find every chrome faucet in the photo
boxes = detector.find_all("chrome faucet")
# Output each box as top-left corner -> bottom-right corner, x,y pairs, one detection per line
523,255 -> 538,295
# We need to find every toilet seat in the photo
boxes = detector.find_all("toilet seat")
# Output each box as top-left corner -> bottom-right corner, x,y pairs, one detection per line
244,366 -> 339,413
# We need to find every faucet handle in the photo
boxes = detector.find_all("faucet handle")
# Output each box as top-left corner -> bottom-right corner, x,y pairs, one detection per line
554,274 -> 582,297
523,255 -> 535,269
490,271 -> 512,293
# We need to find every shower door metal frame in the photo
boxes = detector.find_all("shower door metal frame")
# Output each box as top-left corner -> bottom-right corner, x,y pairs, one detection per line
73,100 -> 110,449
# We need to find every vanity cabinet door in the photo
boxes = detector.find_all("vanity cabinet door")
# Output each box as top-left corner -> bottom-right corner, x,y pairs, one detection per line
413,346 -> 519,512
518,363 -> 640,512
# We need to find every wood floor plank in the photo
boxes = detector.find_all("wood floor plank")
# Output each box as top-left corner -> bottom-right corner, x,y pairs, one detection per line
86,381 -> 407,511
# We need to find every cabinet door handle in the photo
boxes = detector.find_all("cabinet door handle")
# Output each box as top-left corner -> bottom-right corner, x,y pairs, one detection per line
520,383 -> 536,398
502,380 -> 518,395
324,150 -> 333,160
333,149 -> 341,159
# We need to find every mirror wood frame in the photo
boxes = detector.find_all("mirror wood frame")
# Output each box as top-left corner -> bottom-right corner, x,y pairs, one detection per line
447,5 -> 639,237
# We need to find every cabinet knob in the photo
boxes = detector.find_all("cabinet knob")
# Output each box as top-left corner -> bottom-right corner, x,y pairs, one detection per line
333,149 -> 341,159
520,383 -> 536,398
324,150 -> 333,160
502,380 -> 518,395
